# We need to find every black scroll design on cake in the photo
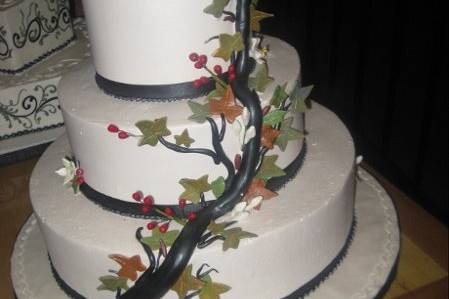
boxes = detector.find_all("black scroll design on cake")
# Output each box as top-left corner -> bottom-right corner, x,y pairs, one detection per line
12,3 -> 71,49
0,27 -> 12,61
0,84 -> 62,141
115,1 -> 261,299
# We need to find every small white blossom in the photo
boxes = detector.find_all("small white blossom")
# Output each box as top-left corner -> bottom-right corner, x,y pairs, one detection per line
223,196 -> 264,222
233,107 -> 256,146
56,158 -> 76,186
356,155 -> 364,165
250,38 -> 267,65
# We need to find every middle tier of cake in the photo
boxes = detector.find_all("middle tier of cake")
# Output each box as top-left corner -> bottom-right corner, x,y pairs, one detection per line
59,36 -> 303,207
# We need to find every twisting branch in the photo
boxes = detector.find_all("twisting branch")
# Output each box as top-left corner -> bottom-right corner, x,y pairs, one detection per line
158,136 -> 220,164
206,117 -> 235,182
219,114 -> 226,142
119,1 -> 257,298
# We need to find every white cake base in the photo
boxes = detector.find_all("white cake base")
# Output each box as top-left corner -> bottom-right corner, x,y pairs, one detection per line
11,168 -> 400,299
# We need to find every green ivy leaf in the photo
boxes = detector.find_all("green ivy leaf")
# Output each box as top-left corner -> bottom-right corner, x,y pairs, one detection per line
249,64 -> 274,92
179,175 -> 211,204
207,83 -> 226,100
250,6 -> 274,32
208,221 -> 231,235
171,264 -> 204,299
211,176 -> 226,198
256,155 -> 286,181
275,117 -> 304,151
97,275 -> 129,292
135,117 -> 171,147
175,129 -> 195,148
270,83 -> 289,108
141,229 -> 180,251
263,110 -> 287,126
188,101 -> 211,124
199,275 -> 232,299
213,33 -> 245,62
290,84 -> 314,113
203,0 -> 230,18
222,228 -> 258,251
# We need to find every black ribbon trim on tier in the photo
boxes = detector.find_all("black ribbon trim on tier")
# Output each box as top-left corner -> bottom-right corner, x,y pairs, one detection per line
95,72 -> 229,102
79,140 -> 308,219
49,215 -> 397,299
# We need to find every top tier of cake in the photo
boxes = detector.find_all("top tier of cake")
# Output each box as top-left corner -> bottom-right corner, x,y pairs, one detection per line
0,0 -> 75,74
82,0 -> 236,88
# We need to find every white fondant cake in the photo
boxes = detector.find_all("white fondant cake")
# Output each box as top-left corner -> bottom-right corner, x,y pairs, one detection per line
30,103 -> 355,299
0,19 -> 89,142
0,0 -> 74,73
82,0 -> 236,85
23,1 -> 360,299
59,36 -> 302,205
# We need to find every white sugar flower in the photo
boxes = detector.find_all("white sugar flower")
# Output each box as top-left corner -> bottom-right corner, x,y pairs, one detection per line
250,38 -> 268,65
223,196 -> 264,222
233,107 -> 256,146
55,158 -> 76,186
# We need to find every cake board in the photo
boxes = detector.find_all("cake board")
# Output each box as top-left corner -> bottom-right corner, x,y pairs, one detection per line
11,168 -> 400,299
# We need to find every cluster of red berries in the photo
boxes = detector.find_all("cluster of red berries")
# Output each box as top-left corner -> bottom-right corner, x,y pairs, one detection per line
107,124 -> 129,140
178,198 -> 198,221
75,168 -> 85,185
132,191 -> 155,214
189,52 -> 208,69
228,64 -> 236,82
146,221 -> 171,233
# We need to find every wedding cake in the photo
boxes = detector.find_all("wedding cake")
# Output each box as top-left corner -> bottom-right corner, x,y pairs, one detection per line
28,1 -> 356,299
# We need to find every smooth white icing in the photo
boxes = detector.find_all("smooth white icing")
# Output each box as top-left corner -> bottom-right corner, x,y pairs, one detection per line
0,0 -> 74,72
59,36 -> 303,205
30,103 -> 356,299
81,0 -> 237,85
0,20 -> 89,141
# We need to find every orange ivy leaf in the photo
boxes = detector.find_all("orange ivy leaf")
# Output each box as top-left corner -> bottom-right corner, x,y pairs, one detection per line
209,85 -> 243,123
243,178 -> 278,203
261,125 -> 281,149
108,254 -> 147,281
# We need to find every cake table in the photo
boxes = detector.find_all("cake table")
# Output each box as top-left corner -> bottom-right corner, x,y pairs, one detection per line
11,168 -> 400,299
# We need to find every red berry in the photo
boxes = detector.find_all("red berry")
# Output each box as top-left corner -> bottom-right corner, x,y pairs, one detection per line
132,191 -> 143,202
189,52 -> 199,62
200,76 -> 210,85
234,154 -> 242,170
77,176 -> 85,185
229,64 -> 235,73
214,65 -> 223,75
229,73 -> 236,81
107,124 -> 119,133
194,61 -> 204,69
164,207 -> 175,217
147,222 -> 157,230
76,168 -> 84,176
159,222 -> 170,233
188,212 -> 197,221
179,199 -> 187,209
192,79 -> 202,88
198,55 -> 208,65
142,205 -> 152,214
118,131 -> 129,139
143,195 -> 154,207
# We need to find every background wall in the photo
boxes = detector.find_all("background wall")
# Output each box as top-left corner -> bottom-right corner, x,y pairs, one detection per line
258,0 -> 448,224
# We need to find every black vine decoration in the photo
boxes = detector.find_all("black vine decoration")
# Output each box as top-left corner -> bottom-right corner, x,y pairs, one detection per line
0,26 -> 12,61
117,1 -> 258,299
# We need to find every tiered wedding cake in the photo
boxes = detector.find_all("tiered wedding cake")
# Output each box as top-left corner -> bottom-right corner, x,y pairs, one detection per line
29,1 -> 356,298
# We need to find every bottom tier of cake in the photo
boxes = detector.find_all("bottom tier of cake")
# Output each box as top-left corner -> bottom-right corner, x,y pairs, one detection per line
29,103 -> 356,299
